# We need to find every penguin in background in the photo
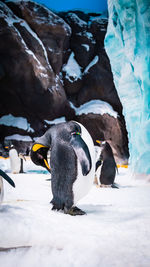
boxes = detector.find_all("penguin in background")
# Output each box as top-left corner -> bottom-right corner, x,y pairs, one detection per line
31,121 -> 95,216
95,140 -> 118,188
6,145 -> 25,174
7,145 -> 21,174
0,169 -> 15,204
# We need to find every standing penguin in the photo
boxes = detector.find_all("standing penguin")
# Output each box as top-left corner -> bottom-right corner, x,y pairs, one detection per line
0,169 -> 15,204
8,145 -> 21,174
95,140 -> 118,188
31,121 -> 95,215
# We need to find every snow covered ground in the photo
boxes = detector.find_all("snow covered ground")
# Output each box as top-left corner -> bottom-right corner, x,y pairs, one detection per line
0,159 -> 150,267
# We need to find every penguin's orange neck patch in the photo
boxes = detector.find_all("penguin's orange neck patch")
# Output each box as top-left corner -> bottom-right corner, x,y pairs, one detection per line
96,140 -> 101,144
32,144 -> 48,152
44,159 -> 51,170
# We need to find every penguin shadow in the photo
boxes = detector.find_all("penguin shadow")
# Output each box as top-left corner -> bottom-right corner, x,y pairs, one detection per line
0,204 -> 26,213
117,184 -> 135,189
78,204 -> 112,215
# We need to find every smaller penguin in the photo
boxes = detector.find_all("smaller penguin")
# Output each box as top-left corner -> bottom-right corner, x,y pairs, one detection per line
95,140 -> 118,188
0,169 -> 15,204
7,145 -> 21,174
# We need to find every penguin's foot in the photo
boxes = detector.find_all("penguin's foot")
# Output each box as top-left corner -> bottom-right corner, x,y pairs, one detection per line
97,184 -> 112,188
64,206 -> 86,216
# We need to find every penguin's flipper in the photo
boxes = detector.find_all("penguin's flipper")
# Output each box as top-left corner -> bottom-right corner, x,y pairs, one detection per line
71,135 -> 92,176
0,170 -> 15,187
95,159 -> 102,171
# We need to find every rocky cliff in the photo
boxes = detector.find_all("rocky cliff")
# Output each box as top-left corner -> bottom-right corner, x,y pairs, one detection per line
0,0 -> 129,162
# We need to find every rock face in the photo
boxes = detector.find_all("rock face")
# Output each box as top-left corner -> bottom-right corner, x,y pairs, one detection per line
0,0 -> 129,162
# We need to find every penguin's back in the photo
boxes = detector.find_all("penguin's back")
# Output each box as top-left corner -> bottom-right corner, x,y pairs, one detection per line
100,159 -> 116,185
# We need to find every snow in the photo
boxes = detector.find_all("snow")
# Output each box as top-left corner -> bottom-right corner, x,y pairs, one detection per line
19,20 -> 51,69
44,117 -> 66,125
84,55 -> 99,74
104,0 -> 150,174
0,159 -> 150,266
81,44 -> 90,51
62,52 -> 82,82
67,12 -> 87,27
76,31 -> 96,44
70,100 -> 118,118
0,114 -> 34,132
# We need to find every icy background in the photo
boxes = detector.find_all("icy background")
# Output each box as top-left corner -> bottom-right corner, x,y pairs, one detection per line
0,159 -> 150,267
105,0 -> 150,174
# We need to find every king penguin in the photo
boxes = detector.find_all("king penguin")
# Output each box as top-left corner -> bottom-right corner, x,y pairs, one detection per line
0,169 -> 15,204
31,121 -> 95,215
8,145 -> 21,174
95,140 -> 118,188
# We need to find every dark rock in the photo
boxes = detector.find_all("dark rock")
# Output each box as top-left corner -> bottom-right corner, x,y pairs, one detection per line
7,0 -> 71,74
0,1 -> 70,122
76,113 -> 129,162
0,1 -> 129,162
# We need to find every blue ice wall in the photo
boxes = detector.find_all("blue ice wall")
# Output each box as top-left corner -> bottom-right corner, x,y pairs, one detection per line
105,0 -> 150,174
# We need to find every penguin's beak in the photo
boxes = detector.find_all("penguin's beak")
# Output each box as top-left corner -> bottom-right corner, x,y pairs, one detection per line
44,159 -> 51,171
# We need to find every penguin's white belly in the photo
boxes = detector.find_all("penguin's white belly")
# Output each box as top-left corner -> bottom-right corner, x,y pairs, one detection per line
72,122 -> 95,204
0,177 -> 4,204
73,160 -> 94,204
9,149 -> 20,173
95,165 -> 102,185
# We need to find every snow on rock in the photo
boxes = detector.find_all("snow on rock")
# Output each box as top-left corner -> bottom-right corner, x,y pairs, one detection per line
84,55 -> 99,74
1,2 -> 52,85
81,44 -> 90,51
5,134 -> 33,142
70,100 -> 118,118
76,31 -> 96,44
62,52 -> 82,82
6,0 -> 71,35
67,12 -> 87,28
44,117 -> 66,125
0,114 -> 34,132
105,0 -> 150,174
0,166 -> 150,266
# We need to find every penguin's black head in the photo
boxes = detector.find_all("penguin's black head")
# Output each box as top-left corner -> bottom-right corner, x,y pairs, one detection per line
69,121 -> 81,137
30,143 -> 51,172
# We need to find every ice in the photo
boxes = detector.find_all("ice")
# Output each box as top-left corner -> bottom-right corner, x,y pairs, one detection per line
105,0 -> 150,174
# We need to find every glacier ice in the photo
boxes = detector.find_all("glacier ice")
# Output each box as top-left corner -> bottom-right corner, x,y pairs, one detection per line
105,0 -> 150,174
